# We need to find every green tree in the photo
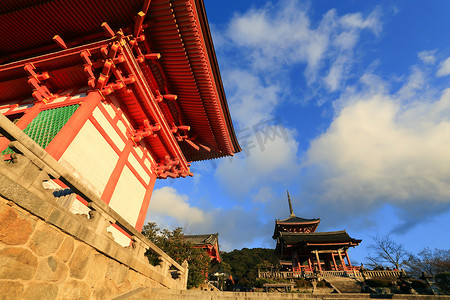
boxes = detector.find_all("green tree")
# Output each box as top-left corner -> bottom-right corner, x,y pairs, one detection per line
220,248 -> 278,288
141,222 -> 211,289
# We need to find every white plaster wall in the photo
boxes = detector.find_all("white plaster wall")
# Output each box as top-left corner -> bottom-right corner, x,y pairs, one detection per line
93,107 -> 125,151
109,165 -> 146,227
60,119 -> 119,196
129,152 -> 150,184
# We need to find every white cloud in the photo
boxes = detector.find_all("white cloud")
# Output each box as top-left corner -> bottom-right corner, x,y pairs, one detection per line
418,50 -> 436,65
225,1 -> 381,90
305,87 -> 450,208
251,186 -> 275,203
146,187 -> 275,251
147,187 -> 210,227
216,125 -> 299,195
436,57 -> 450,77
222,69 -> 280,127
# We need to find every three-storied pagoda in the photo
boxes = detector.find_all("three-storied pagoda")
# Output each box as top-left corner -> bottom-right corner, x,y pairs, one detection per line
273,192 -> 361,272
0,0 -> 240,244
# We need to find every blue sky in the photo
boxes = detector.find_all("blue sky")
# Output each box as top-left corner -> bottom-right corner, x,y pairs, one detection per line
146,0 -> 450,264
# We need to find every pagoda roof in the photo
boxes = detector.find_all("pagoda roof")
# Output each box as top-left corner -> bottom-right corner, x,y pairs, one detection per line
276,215 -> 320,225
278,230 -> 362,246
182,233 -> 219,246
0,0 -> 240,164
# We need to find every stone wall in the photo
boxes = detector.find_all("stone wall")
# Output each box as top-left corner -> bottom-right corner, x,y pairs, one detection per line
0,196 -> 164,299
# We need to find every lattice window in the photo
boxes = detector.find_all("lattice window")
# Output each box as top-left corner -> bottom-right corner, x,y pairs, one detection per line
2,104 -> 79,155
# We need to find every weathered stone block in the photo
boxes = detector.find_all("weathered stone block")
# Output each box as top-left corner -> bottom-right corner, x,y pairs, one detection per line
106,259 -> 120,281
59,279 -> 91,300
36,255 -> 68,282
28,223 -> 64,256
68,243 -> 94,279
85,253 -> 109,287
0,280 -> 24,300
0,247 -> 38,280
56,236 -> 74,262
116,263 -> 129,285
92,278 -> 119,300
0,205 -> 35,245
23,282 -> 58,300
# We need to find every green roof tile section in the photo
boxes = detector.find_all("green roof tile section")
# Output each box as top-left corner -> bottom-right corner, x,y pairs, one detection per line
2,104 -> 79,155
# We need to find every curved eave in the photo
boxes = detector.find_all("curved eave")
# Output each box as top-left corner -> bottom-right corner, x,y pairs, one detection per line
0,0 -> 240,163
193,0 -> 240,155
147,0 -> 240,162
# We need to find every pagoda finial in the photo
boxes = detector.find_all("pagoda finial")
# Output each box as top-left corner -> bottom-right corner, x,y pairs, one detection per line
287,190 -> 295,217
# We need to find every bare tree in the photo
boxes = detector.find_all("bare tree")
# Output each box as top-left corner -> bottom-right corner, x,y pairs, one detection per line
404,248 -> 450,277
366,234 -> 408,270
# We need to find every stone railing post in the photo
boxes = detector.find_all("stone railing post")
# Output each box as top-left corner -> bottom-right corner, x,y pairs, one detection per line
180,260 -> 189,289
158,257 -> 170,277
86,204 -> 114,236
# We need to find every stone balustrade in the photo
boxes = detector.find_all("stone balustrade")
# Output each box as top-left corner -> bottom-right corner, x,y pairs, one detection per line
0,114 -> 188,298
258,269 -> 406,280
361,270 -> 406,279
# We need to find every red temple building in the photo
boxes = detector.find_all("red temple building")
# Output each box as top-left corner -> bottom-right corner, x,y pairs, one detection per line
0,0 -> 240,245
183,233 -> 221,263
273,192 -> 361,273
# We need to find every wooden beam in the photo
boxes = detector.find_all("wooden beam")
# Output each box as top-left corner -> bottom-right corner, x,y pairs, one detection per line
101,22 -> 115,37
332,253 -> 338,271
142,0 -> 152,15
314,250 -> 322,272
345,250 -> 353,268
337,250 -> 347,271
134,11 -> 146,37
53,35 -> 68,49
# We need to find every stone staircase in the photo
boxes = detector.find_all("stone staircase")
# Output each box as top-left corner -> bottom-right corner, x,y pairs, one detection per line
323,277 -> 362,293
113,288 -> 450,300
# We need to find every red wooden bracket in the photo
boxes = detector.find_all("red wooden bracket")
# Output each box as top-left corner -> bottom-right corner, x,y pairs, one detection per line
132,120 -> 161,142
134,11 -> 146,37
24,64 -> 55,103
101,22 -> 115,37
80,51 -> 96,88
163,94 -> 177,101
53,35 -> 68,49
144,53 -> 161,60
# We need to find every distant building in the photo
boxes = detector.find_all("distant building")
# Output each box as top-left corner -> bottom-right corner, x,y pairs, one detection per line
183,233 -> 221,263
273,191 -> 361,272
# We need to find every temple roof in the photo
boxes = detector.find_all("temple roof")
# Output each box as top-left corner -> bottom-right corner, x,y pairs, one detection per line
0,0 -> 240,164
278,231 -> 362,246
276,215 -> 320,225
183,233 -> 218,246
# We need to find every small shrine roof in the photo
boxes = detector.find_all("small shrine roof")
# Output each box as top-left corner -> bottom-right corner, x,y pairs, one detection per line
183,233 -> 218,246
278,230 -> 362,246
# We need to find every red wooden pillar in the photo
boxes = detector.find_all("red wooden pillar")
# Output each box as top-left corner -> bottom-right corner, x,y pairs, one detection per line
338,250 -> 347,271
345,250 -> 353,269
134,173 -> 156,231
331,252 -> 338,270
101,140 -> 134,204
314,250 -> 322,272
45,90 -> 103,160
308,257 -> 313,271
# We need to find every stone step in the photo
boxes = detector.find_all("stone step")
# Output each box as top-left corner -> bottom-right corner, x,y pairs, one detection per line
113,288 -> 450,300
324,278 -> 362,293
